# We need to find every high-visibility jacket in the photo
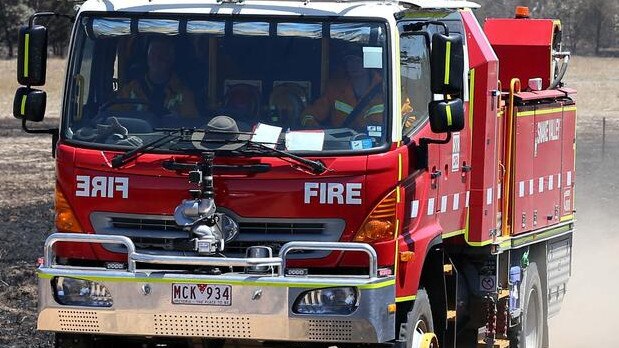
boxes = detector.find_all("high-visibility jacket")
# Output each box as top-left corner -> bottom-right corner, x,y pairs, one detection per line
118,74 -> 199,118
301,73 -> 384,130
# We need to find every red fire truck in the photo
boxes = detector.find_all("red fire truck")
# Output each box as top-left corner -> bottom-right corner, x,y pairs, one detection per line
13,1 -> 574,347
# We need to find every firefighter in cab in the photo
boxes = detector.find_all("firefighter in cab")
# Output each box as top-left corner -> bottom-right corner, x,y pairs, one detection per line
301,45 -> 384,131
118,36 -> 199,119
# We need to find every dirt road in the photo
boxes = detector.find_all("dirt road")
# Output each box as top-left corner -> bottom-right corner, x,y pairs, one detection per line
0,57 -> 618,347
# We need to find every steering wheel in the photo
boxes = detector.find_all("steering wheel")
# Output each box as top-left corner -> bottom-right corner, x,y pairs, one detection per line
98,98 -> 154,113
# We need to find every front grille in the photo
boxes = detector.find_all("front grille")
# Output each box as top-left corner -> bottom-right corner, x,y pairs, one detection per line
91,213 -> 344,258
111,216 -> 182,232
239,222 -> 325,235
108,217 -> 328,236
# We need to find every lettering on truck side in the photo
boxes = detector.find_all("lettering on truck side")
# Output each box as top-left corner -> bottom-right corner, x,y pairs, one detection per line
534,118 -> 561,157
75,175 -> 129,198
304,182 -> 362,205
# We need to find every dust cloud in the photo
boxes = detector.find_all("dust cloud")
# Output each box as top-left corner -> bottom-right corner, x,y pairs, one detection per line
548,115 -> 619,347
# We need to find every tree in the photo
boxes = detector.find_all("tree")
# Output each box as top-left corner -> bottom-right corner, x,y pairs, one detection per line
37,0 -> 74,57
0,0 -> 33,58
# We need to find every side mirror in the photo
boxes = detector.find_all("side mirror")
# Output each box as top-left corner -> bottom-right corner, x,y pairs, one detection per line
429,99 -> 464,133
13,87 -> 47,122
430,33 -> 464,95
17,25 -> 48,86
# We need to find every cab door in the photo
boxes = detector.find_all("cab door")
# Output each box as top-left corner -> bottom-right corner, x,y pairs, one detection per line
399,31 -> 441,237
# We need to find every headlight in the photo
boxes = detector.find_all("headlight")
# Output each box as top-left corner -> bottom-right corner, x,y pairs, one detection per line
53,277 -> 113,307
293,287 -> 358,315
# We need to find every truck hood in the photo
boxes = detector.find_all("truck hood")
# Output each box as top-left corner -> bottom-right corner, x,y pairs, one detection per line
56,143 -> 400,242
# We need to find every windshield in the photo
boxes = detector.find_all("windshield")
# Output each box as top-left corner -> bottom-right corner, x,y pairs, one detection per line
63,15 -> 390,153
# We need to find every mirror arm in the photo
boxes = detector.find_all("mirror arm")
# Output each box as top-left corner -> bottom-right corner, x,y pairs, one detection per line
28,12 -> 74,28
21,119 -> 59,157
420,132 -> 452,146
412,132 -> 452,170
21,118 -> 57,136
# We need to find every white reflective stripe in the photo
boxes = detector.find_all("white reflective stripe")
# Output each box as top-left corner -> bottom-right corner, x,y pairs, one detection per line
364,104 -> 385,117
557,173 -> 562,188
427,198 -> 435,216
440,196 -> 448,213
334,100 -> 354,114
465,191 -> 470,208
411,200 -> 420,218
548,175 -> 554,190
538,177 -> 544,193
453,193 -> 460,210
567,171 -> 572,186
519,181 -> 525,198
486,188 -> 493,205
529,179 -> 534,196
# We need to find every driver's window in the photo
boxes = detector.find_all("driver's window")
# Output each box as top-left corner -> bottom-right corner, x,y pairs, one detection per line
71,38 -> 94,122
400,33 -> 431,135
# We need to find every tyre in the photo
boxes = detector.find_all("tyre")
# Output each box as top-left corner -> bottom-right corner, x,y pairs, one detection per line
201,338 -> 226,348
398,288 -> 436,348
509,262 -> 544,348
54,334 -> 93,348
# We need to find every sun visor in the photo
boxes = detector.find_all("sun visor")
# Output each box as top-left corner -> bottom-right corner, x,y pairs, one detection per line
85,17 -> 182,39
187,20 -> 225,35
86,17 -> 131,38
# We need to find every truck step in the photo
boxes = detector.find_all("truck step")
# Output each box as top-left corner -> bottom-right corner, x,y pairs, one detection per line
498,289 -> 510,299
477,338 -> 510,348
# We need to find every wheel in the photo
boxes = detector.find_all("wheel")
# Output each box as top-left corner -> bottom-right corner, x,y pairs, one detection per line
200,338 -> 226,348
398,289 -> 437,348
509,262 -> 544,348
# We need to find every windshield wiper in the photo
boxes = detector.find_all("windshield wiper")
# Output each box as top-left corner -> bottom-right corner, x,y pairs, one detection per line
243,142 -> 327,175
111,127 -> 255,168
111,129 -> 188,168
111,128 -> 327,175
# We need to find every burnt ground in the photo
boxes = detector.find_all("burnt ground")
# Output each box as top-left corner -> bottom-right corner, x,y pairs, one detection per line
0,57 -> 618,347
0,117 -> 57,347
0,118 -> 54,347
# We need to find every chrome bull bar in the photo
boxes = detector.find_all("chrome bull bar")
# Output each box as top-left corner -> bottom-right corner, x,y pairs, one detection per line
44,233 -> 379,277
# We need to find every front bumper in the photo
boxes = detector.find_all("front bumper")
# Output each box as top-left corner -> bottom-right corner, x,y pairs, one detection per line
37,233 -> 396,343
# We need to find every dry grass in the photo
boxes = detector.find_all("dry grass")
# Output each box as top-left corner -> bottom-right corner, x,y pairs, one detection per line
0,59 -> 66,119
564,56 -> 619,118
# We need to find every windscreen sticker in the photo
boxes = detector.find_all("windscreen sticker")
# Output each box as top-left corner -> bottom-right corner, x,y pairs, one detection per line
363,47 -> 383,69
351,138 -> 373,150
366,125 -> 382,138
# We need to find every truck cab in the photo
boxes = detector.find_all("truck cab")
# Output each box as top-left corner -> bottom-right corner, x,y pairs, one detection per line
14,0 -> 574,347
